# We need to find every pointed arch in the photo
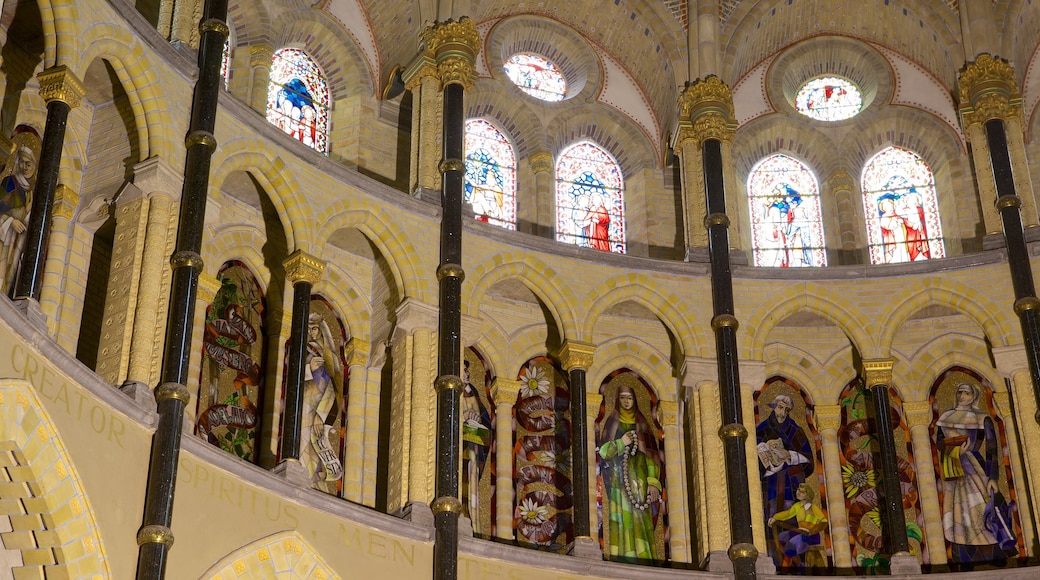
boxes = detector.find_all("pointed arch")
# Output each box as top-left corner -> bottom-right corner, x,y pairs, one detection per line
588,337 -> 673,398
745,284 -> 874,359
581,276 -> 699,357
199,530 -> 340,579
0,379 -> 111,579
464,118 -> 517,229
747,153 -> 826,267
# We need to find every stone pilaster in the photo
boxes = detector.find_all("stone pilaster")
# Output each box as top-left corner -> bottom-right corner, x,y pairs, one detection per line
248,44 -> 274,113
814,405 -> 852,567
404,58 -> 442,197
659,399 -> 690,563
903,400 -> 946,566
342,338 -> 371,502
530,151 -> 554,238
38,184 -> 78,335
491,377 -> 520,539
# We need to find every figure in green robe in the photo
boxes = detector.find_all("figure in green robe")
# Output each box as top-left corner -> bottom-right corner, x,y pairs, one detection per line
597,385 -> 664,561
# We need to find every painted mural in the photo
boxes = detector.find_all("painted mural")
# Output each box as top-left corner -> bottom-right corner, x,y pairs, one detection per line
838,379 -> 926,573
929,367 -> 1023,567
595,369 -> 667,563
0,126 -> 41,295
463,348 -> 496,535
196,261 -> 266,462
513,356 -> 572,552
296,297 -> 348,495
755,377 -> 829,571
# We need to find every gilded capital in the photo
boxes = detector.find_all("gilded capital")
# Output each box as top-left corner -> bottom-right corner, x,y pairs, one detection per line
37,65 -> 86,108
827,170 -> 855,193
814,405 -> 841,431
902,400 -> 933,428
421,18 -> 481,88
530,151 -> 554,175
658,400 -> 679,426
491,377 -> 522,406
586,392 -> 604,413
249,44 -> 274,68
862,358 -> 895,389
559,340 -> 595,372
197,273 -> 222,302
345,338 -> 370,367
52,184 -> 79,221
403,57 -> 439,92
283,249 -> 325,285
958,54 -> 1022,128
677,75 -> 736,144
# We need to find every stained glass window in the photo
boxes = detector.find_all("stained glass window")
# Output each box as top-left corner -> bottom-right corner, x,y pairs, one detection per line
861,147 -> 944,265
748,154 -> 827,267
464,119 -> 516,230
795,77 -> 862,122
504,53 -> 567,102
221,39 -> 232,88
555,141 -> 625,253
267,47 -> 330,154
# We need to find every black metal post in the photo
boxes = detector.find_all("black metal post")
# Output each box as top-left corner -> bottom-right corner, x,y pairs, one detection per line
279,279 -> 313,462
703,138 -> 756,579
136,1 -> 228,577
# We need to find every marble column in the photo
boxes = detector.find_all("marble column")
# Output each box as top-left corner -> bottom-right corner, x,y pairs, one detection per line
814,405 -> 852,567
491,378 -> 520,539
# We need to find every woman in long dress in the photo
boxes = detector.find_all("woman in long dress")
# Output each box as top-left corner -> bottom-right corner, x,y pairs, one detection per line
597,385 -> 663,561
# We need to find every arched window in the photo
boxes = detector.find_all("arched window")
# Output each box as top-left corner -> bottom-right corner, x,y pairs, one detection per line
504,53 -> 567,102
861,147 -> 944,264
555,141 -> 625,253
747,154 -> 826,267
267,47 -> 330,154
464,119 -> 516,229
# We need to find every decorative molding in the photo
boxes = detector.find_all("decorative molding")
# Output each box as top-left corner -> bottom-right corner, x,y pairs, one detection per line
559,340 -> 595,371
51,184 -> 79,221
827,170 -> 855,193
37,65 -> 86,108
421,18 -> 481,89
814,405 -> 841,431
283,249 -> 325,285
248,44 -> 274,68
677,75 -> 736,144
862,358 -> 895,388
902,400 -> 933,428
345,338 -> 370,367
529,151 -> 553,175
491,378 -> 521,406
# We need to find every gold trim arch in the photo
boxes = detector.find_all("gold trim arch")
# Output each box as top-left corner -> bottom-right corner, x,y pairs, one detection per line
0,379 -> 111,579
198,530 -> 340,580
745,283 -> 875,359
581,277 -> 701,356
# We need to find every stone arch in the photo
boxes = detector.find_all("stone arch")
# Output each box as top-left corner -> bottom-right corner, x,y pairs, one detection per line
899,337 -> 1003,394
0,379 -> 110,579
198,530 -> 339,579
507,327 -> 560,376
745,283 -> 873,359
733,116 -> 839,180
472,323 -> 510,382
464,85 -> 547,160
36,0 -> 82,68
878,279 -> 1015,352
274,11 -> 373,98
588,337 -> 673,401
581,276 -> 698,356
211,148 -> 304,251
762,343 -> 833,407
466,253 -> 576,339
317,201 -> 424,303
545,103 -> 656,175
318,263 -> 372,345
227,0 -> 273,47
204,226 -> 275,290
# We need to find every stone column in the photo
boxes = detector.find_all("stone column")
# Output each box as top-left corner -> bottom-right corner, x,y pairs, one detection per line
585,391 -> 603,548
137,1 -> 228,576
682,356 -> 729,567
274,250 -> 325,486
672,127 -> 708,257
342,338 -> 370,502
529,151 -> 554,238
991,388 -> 1036,553
403,57 -> 442,200
862,358 -> 919,575
660,399 -> 690,563
38,184 -> 78,335
184,273 -> 220,429
13,65 -> 84,327
248,44 -> 274,114
994,345 -> 1040,555
903,400 -> 946,566
827,170 -> 859,264
559,340 -> 599,558
814,404 -> 852,568
491,377 -> 520,539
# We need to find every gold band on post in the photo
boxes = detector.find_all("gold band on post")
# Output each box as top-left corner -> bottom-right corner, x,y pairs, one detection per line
154,382 -> 191,404
198,18 -> 230,36
431,496 -> 463,515
185,130 -> 217,151
711,314 -> 739,331
137,524 -> 175,546
434,374 -> 464,393
728,542 -> 758,561
170,250 -> 204,270
1014,296 -> 1040,315
704,213 -> 730,228
439,158 -> 466,174
996,195 -> 1022,210
718,423 -> 748,441
437,263 -> 465,281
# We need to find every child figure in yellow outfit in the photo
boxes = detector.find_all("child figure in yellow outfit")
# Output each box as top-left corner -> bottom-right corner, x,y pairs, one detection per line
767,482 -> 828,567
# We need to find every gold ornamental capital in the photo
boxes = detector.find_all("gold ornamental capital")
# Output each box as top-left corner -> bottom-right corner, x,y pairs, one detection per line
958,54 -> 1022,127
814,405 -> 842,431
402,57 -> 439,92
827,169 -> 855,193
530,151 -> 554,174
677,75 -> 736,143
283,249 -> 325,285
658,400 -> 679,426
37,65 -> 86,108
421,18 -> 481,88
52,184 -> 79,221
491,377 -> 522,405
345,338 -> 370,367
902,400 -> 933,428
862,358 -> 896,388
249,44 -> 274,68
559,340 -> 595,372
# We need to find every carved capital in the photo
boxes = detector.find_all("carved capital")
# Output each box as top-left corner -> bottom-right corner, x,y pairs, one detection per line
283,249 -> 325,285
529,151 -> 553,175
814,404 -> 841,431
958,53 -> 1022,128
37,65 -> 86,108
197,273 -> 222,303
658,400 -> 679,426
559,340 -> 595,371
827,169 -> 855,193
586,392 -> 604,414
421,18 -> 480,88
902,400 -> 933,428
52,184 -> 79,221
677,75 -> 736,144
491,377 -> 521,406
403,57 -> 439,92
992,391 -> 1011,417
249,44 -> 274,68
862,358 -> 895,389
345,338 -> 370,368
